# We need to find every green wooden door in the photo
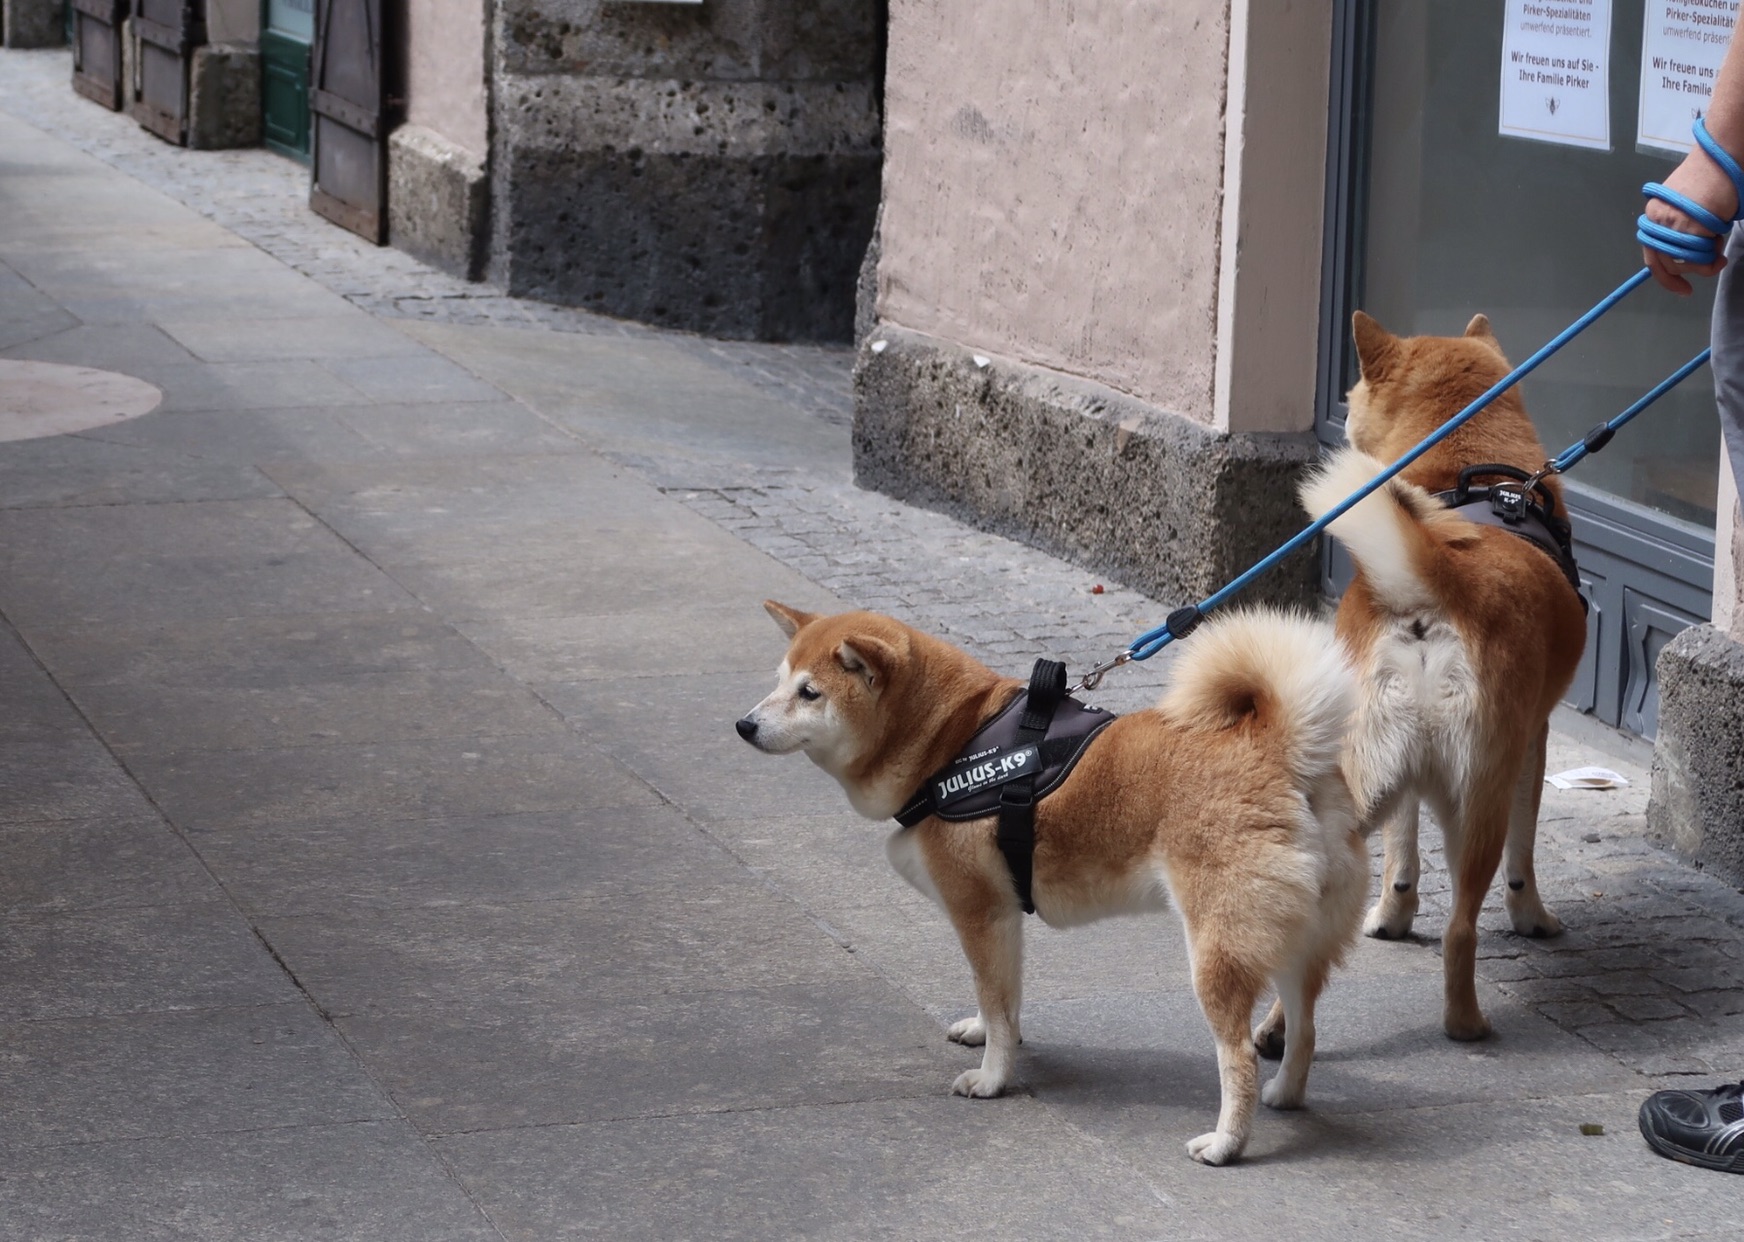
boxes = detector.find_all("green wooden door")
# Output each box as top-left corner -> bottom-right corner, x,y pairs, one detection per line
262,0 -> 312,160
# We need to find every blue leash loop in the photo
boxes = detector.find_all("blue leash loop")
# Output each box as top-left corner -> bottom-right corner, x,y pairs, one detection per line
1638,118 -> 1744,265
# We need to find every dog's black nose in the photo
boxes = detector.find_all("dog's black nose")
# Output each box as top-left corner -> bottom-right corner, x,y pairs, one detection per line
735,717 -> 758,741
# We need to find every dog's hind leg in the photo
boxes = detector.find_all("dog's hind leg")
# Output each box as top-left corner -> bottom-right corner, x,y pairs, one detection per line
1186,946 -> 1265,1165
1435,785 -> 1511,1041
946,906 -> 1025,1099
1261,956 -> 1329,1110
1363,799 -> 1422,939
1503,723 -> 1562,938
1253,997 -> 1286,1061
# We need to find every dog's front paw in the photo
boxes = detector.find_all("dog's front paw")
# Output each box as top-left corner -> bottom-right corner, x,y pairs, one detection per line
1185,1130 -> 1244,1166
1443,1009 -> 1493,1042
951,1067 -> 1007,1098
1363,893 -> 1418,940
947,1015 -> 986,1046
1261,1076 -> 1305,1111
1505,893 -> 1563,939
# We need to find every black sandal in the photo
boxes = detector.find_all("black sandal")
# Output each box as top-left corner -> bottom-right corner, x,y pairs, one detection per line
1639,1081 -> 1744,1173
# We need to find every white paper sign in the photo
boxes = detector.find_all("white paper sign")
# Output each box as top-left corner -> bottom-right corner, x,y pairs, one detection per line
1500,0 -> 1615,150
1637,1 -> 1740,155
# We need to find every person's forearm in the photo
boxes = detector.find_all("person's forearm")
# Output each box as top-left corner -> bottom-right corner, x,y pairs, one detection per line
1701,27 -> 1744,157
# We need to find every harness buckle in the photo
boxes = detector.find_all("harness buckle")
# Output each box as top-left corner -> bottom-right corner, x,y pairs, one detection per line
1489,484 -> 1529,524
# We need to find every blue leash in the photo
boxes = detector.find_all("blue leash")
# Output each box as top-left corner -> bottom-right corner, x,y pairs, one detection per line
1074,119 -> 1739,690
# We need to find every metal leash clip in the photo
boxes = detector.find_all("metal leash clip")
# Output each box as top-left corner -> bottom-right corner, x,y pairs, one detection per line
1492,461 -> 1558,520
1074,650 -> 1131,693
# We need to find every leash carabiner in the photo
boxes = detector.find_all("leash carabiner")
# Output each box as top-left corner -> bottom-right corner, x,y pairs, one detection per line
1074,650 -> 1130,693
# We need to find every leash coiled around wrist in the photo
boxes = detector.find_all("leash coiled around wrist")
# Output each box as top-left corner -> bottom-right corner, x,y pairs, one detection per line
1639,117 -> 1744,265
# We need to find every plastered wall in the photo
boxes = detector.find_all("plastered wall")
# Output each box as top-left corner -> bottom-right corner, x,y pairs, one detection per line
407,0 -> 489,158
205,0 -> 260,44
877,0 -> 1230,423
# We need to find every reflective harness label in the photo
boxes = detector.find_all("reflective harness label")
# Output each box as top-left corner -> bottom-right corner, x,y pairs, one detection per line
932,745 -> 1040,809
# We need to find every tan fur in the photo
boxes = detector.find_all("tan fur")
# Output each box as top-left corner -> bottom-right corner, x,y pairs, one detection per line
1295,311 -> 1588,1044
740,605 -> 1368,1165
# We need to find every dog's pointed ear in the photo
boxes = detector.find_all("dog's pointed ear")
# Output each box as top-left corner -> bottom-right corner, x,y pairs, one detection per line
1351,311 -> 1399,380
764,600 -> 817,640
1463,313 -> 1501,348
836,635 -> 898,690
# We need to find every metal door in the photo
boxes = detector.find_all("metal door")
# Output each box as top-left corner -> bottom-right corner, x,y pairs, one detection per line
309,0 -> 387,243
70,0 -> 127,111
263,0 -> 314,161
131,0 -> 204,144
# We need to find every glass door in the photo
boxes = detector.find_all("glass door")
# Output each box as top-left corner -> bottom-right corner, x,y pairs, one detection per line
1319,0 -> 1719,735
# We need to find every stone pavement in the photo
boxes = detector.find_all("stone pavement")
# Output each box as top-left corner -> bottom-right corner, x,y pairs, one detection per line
4,46 -> 1744,1241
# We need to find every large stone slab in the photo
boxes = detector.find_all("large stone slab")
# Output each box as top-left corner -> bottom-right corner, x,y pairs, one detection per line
27,611 -> 495,689
0,736 -> 155,823
254,887 -> 863,1020
0,429 -> 281,508
0,1121 -> 499,1241
432,1096 -> 1175,1241
190,803 -> 752,916
0,1003 -> 394,1150
337,978 -> 948,1134
0,903 -> 294,1021
70,668 -> 569,755
127,733 -> 659,831
0,498 -> 420,628
0,816 -> 217,913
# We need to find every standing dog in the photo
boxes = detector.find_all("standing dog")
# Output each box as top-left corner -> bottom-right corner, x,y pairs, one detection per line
737,602 -> 1368,1164
1294,311 -> 1587,1043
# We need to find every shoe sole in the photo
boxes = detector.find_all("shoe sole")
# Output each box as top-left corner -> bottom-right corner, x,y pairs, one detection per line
1639,1113 -> 1744,1174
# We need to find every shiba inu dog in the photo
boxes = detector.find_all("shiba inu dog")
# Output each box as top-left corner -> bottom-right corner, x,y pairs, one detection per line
1293,311 -> 1587,1044
736,601 -> 1368,1165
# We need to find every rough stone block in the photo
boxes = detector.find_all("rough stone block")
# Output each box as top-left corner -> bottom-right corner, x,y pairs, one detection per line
492,76 -> 881,342
388,125 -> 489,282
1648,623 -> 1744,888
187,45 -> 262,151
852,327 -> 1322,609
2,0 -> 65,47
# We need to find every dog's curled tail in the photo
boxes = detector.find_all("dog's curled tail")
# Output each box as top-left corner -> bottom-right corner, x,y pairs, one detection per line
1159,609 -> 1355,787
1298,447 -> 1466,614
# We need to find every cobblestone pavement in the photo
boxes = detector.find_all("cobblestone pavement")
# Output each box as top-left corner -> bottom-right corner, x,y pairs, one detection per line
5,45 -> 1744,1238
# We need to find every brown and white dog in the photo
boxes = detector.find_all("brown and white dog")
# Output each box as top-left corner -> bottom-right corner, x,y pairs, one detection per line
1293,311 -> 1587,1044
737,601 -> 1368,1164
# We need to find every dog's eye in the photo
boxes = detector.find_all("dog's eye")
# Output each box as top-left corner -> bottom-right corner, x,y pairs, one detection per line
798,684 -> 821,702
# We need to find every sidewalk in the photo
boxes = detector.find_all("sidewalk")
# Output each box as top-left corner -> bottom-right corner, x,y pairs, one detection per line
4,47 -> 1744,1241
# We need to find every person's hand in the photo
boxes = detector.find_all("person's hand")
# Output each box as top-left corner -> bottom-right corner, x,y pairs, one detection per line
1643,148 -> 1738,294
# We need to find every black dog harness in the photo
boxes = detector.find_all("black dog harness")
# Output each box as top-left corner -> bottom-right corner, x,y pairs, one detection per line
893,659 -> 1116,915
1432,464 -> 1587,614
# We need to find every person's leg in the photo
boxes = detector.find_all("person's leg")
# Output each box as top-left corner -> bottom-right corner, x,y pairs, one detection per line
1639,1082 -> 1744,1172
1711,225 -> 1744,491
1637,227 -> 1744,1174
